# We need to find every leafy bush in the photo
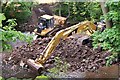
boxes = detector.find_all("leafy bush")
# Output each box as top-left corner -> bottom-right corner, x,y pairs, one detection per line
35,75 -> 50,80
92,26 -> 120,52
0,75 -> 49,80
2,2 -> 33,23
92,26 -> 119,66
104,1 -> 120,26
0,13 -> 33,52
2,19 -> 17,31
0,13 -> 6,27
0,30 -> 33,51
48,57 -> 69,74
92,0 -> 120,66
53,2 -> 102,23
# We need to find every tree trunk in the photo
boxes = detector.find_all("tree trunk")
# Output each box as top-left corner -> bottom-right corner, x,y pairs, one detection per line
0,2 -> 2,13
59,4 -> 61,16
66,3 -> 70,19
100,2 -> 113,28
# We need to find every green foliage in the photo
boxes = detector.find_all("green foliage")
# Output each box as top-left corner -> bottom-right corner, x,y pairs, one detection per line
92,26 -> 120,65
92,1 -> 120,66
1,30 -> 33,51
0,75 -> 49,80
103,1 -> 120,25
0,13 -> 6,27
3,19 -> 17,31
54,2 -> 102,23
0,13 -> 33,52
2,2 -> 33,23
92,26 -> 120,52
35,75 -> 50,80
0,76 -> 4,80
48,57 -> 70,74
0,74 -> 49,80
106,52 -> 118,66
86,2 -> 102,22
92,1 -> 120,52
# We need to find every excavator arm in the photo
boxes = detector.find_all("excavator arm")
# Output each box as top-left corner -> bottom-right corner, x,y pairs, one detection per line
27,21 -> 96,72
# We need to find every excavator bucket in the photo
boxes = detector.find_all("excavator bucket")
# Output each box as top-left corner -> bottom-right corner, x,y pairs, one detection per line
27,59 -> 44,72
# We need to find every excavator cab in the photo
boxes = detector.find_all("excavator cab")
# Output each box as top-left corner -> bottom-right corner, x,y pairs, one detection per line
34,14 -> 68,37
34,14 -> 54,36
39,14 -> 54,28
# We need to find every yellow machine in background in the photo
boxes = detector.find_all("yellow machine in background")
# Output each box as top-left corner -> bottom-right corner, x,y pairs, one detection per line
27,21 -> 96,71
34,14 -> 67,36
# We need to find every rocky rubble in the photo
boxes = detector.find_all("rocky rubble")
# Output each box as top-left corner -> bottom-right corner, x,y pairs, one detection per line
2,34 -> 118,79
51,36 -> 112,72
2,37 -> 52,79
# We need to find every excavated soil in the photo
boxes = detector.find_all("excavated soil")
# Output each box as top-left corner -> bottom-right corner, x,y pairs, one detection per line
2,37 -> 52,79
50,36 -> 114,72
1,34 -> 118,79
45,34 -> 117,72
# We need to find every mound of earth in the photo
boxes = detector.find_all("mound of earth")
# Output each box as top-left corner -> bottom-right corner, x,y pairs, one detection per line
48,34 -> 117,72
2,37 -> 52,79
1,34 -> 118,79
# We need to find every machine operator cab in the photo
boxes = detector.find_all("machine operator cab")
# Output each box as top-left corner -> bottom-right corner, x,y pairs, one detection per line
34,14 -> 54,36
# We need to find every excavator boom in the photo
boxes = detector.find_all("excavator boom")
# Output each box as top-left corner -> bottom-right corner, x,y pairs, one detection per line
27,21 -> 96,72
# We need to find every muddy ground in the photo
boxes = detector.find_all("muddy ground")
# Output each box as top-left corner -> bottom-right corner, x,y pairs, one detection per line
1,34 -> 119,79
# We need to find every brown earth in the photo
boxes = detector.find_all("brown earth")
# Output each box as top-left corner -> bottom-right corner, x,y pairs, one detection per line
2,37 -> 52,79
1,34 -> 118,79
46,34 -> 117,72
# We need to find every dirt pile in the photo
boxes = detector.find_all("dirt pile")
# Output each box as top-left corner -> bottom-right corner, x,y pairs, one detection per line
18,23 -> 36,32
2,34 -> 118,79
47,34 -> 117,72
2,37 -> 52,79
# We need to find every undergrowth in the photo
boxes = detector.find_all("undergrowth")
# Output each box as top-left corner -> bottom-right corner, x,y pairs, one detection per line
48,57 -> 70,75
92,26 -> 120,66
0,13 -> 34,52
0,75 -> 50,80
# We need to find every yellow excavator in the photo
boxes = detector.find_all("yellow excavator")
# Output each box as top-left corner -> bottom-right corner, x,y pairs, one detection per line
34,14 -> 67,36
27,21 -> 96,72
